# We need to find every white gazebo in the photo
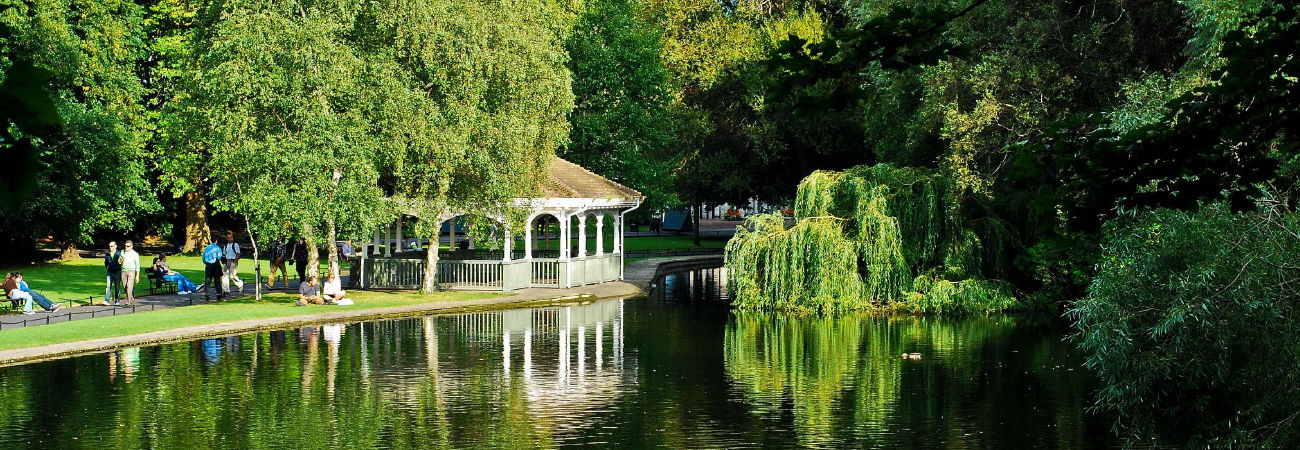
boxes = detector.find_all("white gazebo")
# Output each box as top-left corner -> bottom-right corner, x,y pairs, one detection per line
354,157 -> 643,291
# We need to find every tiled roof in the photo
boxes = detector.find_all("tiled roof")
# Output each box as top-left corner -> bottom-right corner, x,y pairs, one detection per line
538,157 -> 642,200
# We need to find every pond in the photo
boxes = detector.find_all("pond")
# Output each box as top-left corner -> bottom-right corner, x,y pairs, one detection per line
0,268 -> 1122,448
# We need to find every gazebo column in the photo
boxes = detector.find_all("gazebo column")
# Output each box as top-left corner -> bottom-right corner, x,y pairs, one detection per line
396,216 -> 403,253
502,224 -> 512,261
614,214 -> 623,254
577,215 -> 587,258
561,213 -> 571,260
524,216 -> 534,259
372,228 -> 381,255
595,214 -> 604,255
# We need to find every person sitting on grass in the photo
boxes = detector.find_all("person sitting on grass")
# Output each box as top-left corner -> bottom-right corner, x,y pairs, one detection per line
297,275 -> 323,306
321,272 -> 350,305
5,272 -> 61,314
153,254 -> 199,295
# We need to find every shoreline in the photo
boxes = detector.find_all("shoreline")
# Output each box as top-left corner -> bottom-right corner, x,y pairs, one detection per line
0,256 -> 727,367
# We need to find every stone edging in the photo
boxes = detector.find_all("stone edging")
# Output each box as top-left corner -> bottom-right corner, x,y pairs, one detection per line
623,255 -> 725,290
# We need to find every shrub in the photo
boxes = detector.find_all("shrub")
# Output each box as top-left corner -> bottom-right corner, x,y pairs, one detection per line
1071,204 -> 1300,448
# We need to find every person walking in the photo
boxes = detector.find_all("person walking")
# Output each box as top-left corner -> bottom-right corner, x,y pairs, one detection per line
267,239 -> 289,290
104,241 -> 122,305
221,232 -> 244,294
119,240 -> 141,306
202,240 -> 225,301
289,238 -> 309,285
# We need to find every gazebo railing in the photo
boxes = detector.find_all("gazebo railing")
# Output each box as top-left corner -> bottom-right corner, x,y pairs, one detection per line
437,260 -> 504,290
351,253 -> 621,291
530,258 -> 559,287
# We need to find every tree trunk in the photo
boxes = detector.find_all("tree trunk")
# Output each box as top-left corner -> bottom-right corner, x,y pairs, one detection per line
59,242 -> 80,260
693,202 -> 701,246
326,217 -> 339,279
182,190 -> 212,253
304,223 -> 320,279
422,230 -> 440,293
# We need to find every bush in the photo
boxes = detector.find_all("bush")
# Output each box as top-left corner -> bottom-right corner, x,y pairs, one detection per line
1071,204 -> 1300,448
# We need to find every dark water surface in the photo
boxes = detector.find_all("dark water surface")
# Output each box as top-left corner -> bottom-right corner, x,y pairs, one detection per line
0,269 -> 1120,448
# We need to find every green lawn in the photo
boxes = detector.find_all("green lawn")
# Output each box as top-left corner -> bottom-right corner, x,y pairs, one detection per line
0,290 -> 495,351
1,253 -> 212,305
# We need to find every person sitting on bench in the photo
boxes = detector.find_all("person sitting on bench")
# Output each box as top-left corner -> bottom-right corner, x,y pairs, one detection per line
5,272 -> 61,314
154,254 -> 200,294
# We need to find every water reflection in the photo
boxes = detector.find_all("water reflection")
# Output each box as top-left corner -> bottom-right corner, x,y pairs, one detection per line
0,269 -> 1120,448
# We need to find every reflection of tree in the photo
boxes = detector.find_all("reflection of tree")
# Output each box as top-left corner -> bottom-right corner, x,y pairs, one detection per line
724,312 -> 1096,447
725,311 -> 863,447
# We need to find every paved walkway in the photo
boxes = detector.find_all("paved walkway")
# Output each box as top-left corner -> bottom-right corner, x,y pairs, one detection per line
0,282 -> 305,332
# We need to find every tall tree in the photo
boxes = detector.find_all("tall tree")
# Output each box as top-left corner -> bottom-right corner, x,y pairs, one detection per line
359,0 -> 575,292
0,0 -> 159,260
180,0 -> 389,278
564,0 -> 678,211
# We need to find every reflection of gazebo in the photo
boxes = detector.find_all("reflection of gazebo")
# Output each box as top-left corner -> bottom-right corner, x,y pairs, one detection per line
352,157 -> 643,291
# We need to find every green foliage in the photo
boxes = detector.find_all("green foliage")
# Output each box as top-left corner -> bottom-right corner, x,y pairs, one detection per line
180,0 -> 390,249
1072,204 -> 1300,447
0,0 -> 160,255
1021,3 -> 1300,232
898,275 -> 1016,314
564,0 -> 678,211
727,165 -> 1018,313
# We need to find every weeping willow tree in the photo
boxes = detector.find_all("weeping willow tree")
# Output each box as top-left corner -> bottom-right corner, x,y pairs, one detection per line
725,164 -> 1018,313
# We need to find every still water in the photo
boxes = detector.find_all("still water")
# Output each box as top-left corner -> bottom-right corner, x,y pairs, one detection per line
0,269 -> 1119,448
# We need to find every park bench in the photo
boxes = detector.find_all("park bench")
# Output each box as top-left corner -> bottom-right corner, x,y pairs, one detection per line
146,270 -> 178,295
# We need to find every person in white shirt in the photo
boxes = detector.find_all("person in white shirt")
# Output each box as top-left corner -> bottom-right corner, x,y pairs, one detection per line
322,272 -> 346,304
221,232 -> 245,294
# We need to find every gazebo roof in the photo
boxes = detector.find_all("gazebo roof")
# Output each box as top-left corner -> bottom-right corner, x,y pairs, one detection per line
538,157 -> 642,200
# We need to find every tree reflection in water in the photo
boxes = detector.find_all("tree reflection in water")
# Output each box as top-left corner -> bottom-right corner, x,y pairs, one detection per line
0,274 -> 1117,448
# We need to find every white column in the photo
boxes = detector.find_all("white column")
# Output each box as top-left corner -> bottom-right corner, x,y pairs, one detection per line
595,215 -> 605,255
524,216 -> 533,259
502,224 -> 512,261
577,215 -> 587,258
615,214 -> 622,254
396,216 -> 403,253
559,213 -> 569,260
372,228 -> 381,255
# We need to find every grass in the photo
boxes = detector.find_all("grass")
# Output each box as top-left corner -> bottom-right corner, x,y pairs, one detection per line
1,253 -> 211,305
0,290 -> 497,351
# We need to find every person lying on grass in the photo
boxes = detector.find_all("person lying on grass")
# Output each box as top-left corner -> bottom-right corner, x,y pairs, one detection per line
297,275 -> 323,306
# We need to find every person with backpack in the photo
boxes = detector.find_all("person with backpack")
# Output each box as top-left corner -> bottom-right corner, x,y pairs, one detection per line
266,239 -> 290,290
221,231 -> 244,294
289,238 -> 309,284
202,240 -> 225,301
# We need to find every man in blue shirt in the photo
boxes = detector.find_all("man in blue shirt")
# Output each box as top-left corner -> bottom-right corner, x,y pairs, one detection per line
202,240 -> 225,301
